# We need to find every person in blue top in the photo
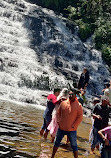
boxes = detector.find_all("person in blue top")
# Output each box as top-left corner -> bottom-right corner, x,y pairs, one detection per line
40,88 -> 61,139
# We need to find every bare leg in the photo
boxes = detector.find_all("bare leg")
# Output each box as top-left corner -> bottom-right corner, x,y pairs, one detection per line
96,144 -> 99,150
73,150 -> 78,158
66,136 -> 69,144
90,147 -> 95,154
51,135 -> 55,143
51,146 -> 58,158
44,131 -> 49,139
40,129 -> 44,136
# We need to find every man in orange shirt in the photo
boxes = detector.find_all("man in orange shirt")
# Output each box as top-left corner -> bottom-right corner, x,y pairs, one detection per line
51,89 -> 83,158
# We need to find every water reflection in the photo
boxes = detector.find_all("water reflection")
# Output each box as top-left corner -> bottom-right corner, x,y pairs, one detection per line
0,100 -> 100,157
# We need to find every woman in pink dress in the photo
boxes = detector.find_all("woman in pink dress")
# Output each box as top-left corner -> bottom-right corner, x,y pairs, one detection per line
47,88 -> 69,142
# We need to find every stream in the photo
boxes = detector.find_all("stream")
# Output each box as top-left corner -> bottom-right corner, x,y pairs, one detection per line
0,100 -> 100,158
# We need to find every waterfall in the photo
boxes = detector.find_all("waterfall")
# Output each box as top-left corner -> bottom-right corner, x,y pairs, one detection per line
0,0 -> 110,105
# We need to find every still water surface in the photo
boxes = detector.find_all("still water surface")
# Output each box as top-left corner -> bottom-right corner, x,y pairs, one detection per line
0,100 -> 100,158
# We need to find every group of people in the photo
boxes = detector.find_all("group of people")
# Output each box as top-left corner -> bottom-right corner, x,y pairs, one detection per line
39,68 -> 111,158
40,88 -> 83,158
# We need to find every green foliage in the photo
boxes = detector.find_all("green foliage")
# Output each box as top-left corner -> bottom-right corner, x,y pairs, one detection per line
66,6 -> 77,20
79,23 -> 92,41
93,18 -> 111,67
65,0 -> 111,68
38,0 -> 75,12
43,0 -> 59,9
74,20 -> 96,41
102,45 -> 111,70
94,22 -> 111,49
32,0 -> 111,68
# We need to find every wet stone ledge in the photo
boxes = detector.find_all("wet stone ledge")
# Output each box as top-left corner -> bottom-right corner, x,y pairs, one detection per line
0,144 -> 16,158
0,119 -> 37,158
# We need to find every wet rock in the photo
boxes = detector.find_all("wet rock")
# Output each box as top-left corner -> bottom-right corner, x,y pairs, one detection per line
72,64 -> 79,71
0,127 -> 19,136
8,61 -> 18,68
55,57 -> 63,68
58,68 -> 78,80
0,118 -> 37,158
0,58 -> 4,71
0,144 -> 16,158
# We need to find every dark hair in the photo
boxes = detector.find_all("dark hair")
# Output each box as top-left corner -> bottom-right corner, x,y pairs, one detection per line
54,88 -> 61,93
84,67 -> 88,71
104,82 -> 110,88
70,88 -> 80,95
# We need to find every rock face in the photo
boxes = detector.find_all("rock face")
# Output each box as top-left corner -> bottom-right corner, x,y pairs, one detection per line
0,0 -> 110,104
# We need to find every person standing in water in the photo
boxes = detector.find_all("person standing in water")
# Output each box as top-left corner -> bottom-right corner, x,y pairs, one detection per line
47,88 -> 69,142
89,97 -> 100,150
90,96 -> 110,154
51,89 -> 83,158
40,88 -> 61,139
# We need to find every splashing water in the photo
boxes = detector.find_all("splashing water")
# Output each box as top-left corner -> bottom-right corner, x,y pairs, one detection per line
0,0 -> 110,105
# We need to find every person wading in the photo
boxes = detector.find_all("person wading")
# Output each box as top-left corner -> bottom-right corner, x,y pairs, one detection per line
51,89 -> 83,158
90,95 -> 110,154
40,88 -> 61,139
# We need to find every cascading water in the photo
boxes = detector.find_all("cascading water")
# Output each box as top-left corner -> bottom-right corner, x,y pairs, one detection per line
0,0 -> 110,105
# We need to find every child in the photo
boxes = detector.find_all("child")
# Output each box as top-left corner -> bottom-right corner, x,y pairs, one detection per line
40,88 -> 61,139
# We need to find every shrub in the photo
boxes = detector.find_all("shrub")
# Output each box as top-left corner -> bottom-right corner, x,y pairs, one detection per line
75,20 -> 94,41
93,23 -> 111,49
102,45 -> 111,67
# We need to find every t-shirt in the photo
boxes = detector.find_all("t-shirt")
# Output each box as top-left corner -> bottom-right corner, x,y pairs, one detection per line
102,126 -> 111,141
57,99 -> 83,131
93,104 -> 110,130
44,94 -> 57,119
